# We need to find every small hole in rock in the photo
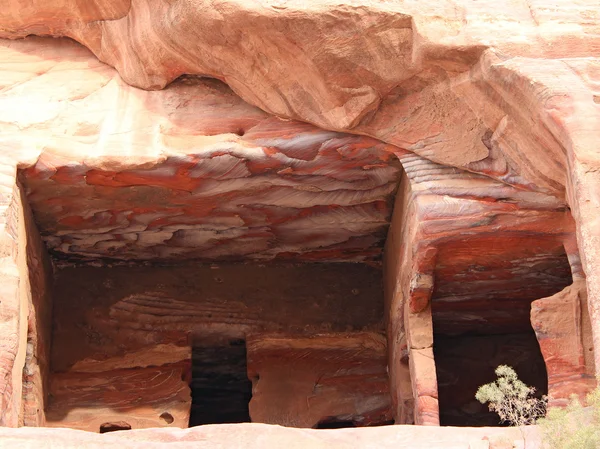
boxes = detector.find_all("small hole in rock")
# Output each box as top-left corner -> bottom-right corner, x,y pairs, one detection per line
160,412 -> 174,424
234,128 -> 245,136
99,422 -> 132,433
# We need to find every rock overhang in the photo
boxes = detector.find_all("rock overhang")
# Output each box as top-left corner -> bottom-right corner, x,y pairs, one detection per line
0,0 -> 599,447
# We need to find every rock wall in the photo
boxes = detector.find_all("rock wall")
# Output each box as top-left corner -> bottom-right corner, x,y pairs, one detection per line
531,280 -> 597,407
2,0 -> 599,197
383,147 -> 578,425
10,38 -> 401,263
46,362 -> 192,432
18,183 -> 53,427
246,333 -> 391,428
0,1 -> 600,447
0,179 -> 28,427
0,167 -> 55,427
50,263 -> 383,373
45,263 -> 385,431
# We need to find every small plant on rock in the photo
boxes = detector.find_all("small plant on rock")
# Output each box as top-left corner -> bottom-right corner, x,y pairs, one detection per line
538,385 -> 600,449
475,364 -> 547,426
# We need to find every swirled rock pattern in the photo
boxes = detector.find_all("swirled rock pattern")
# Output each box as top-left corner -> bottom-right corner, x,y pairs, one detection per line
6,38 -> 400,262
0,1 -> 600,447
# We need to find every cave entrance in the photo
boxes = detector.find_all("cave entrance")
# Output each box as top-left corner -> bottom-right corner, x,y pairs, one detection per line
14,109 -> 400,431
189,339 -> 252,426
40,262 -> 389,431
433,331 -> 548,426
430,238 -> 573,426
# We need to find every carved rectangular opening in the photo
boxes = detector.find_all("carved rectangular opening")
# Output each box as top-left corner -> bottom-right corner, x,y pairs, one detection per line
7,67 -> 409,431
15,157 -> 397,431
12,104 -> 403,431
189,339 -> 252,426
43,263 -> 389,431
431,237 -> 573,426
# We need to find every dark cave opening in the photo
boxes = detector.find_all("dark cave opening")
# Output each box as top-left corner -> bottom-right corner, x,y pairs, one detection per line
188,339 -> 253,427
430,239 -> 573,426
433,330 -> 548,427
316,419 -> 357,429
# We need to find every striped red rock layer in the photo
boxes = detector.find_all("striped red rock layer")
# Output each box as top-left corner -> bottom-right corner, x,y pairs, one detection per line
0,2 -> 599,439
394,150 -> 575,335
385,150 -> 579,425
45,362 -> 191,432
50,264 -> 384,373
8,39 -> 401,262
46,264 -> 386,431
2,0 -> 599,202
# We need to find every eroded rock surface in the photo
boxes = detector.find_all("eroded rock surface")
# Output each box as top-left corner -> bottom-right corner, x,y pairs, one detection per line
246,333 -> 391,428
0,423 -> 543,449
50,263 -> 383,373
44,263 -> 385,431
6,38 -> 401,262
531,280 -> 597,407
46,363 -> 192,432
0,1 -> 599,447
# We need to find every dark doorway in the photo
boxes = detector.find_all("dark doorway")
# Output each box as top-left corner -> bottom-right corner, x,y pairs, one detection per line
315,418 -> 395,429
430,239 -> 571,426
434,331 -> 548,426
188,339 -> 252,426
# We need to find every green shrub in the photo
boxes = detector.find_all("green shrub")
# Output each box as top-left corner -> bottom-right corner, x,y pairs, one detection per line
476,364 -> 600,448
475,364 -> 547,426
538,386 -> 600,449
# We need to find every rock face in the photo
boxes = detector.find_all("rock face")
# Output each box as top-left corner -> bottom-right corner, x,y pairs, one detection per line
9,39 -> 400,263
45,362 -> 192,432
531,280 -> 597,407
246,333 -> 392,428
45,263 -> 384,432
0,423 -> 543,449
0,1 -> 599,448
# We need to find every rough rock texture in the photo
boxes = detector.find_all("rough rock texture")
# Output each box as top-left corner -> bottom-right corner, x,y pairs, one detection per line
46,263 -> 384,431
383,152 -> 577,424
50,263 -> 383,373
0,0 -> 600,447
18,183 -> 53,427
0,179 -> 53,427
2,0 -> 599,199
0,423 -> 543,449
9,38 -> 400,263
531,280 -> 597,407
46,362 -> 192,432
246,333 -> 391,428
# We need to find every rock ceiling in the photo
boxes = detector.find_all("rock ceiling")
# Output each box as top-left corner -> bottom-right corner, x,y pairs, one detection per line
9,40 -> 401,261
